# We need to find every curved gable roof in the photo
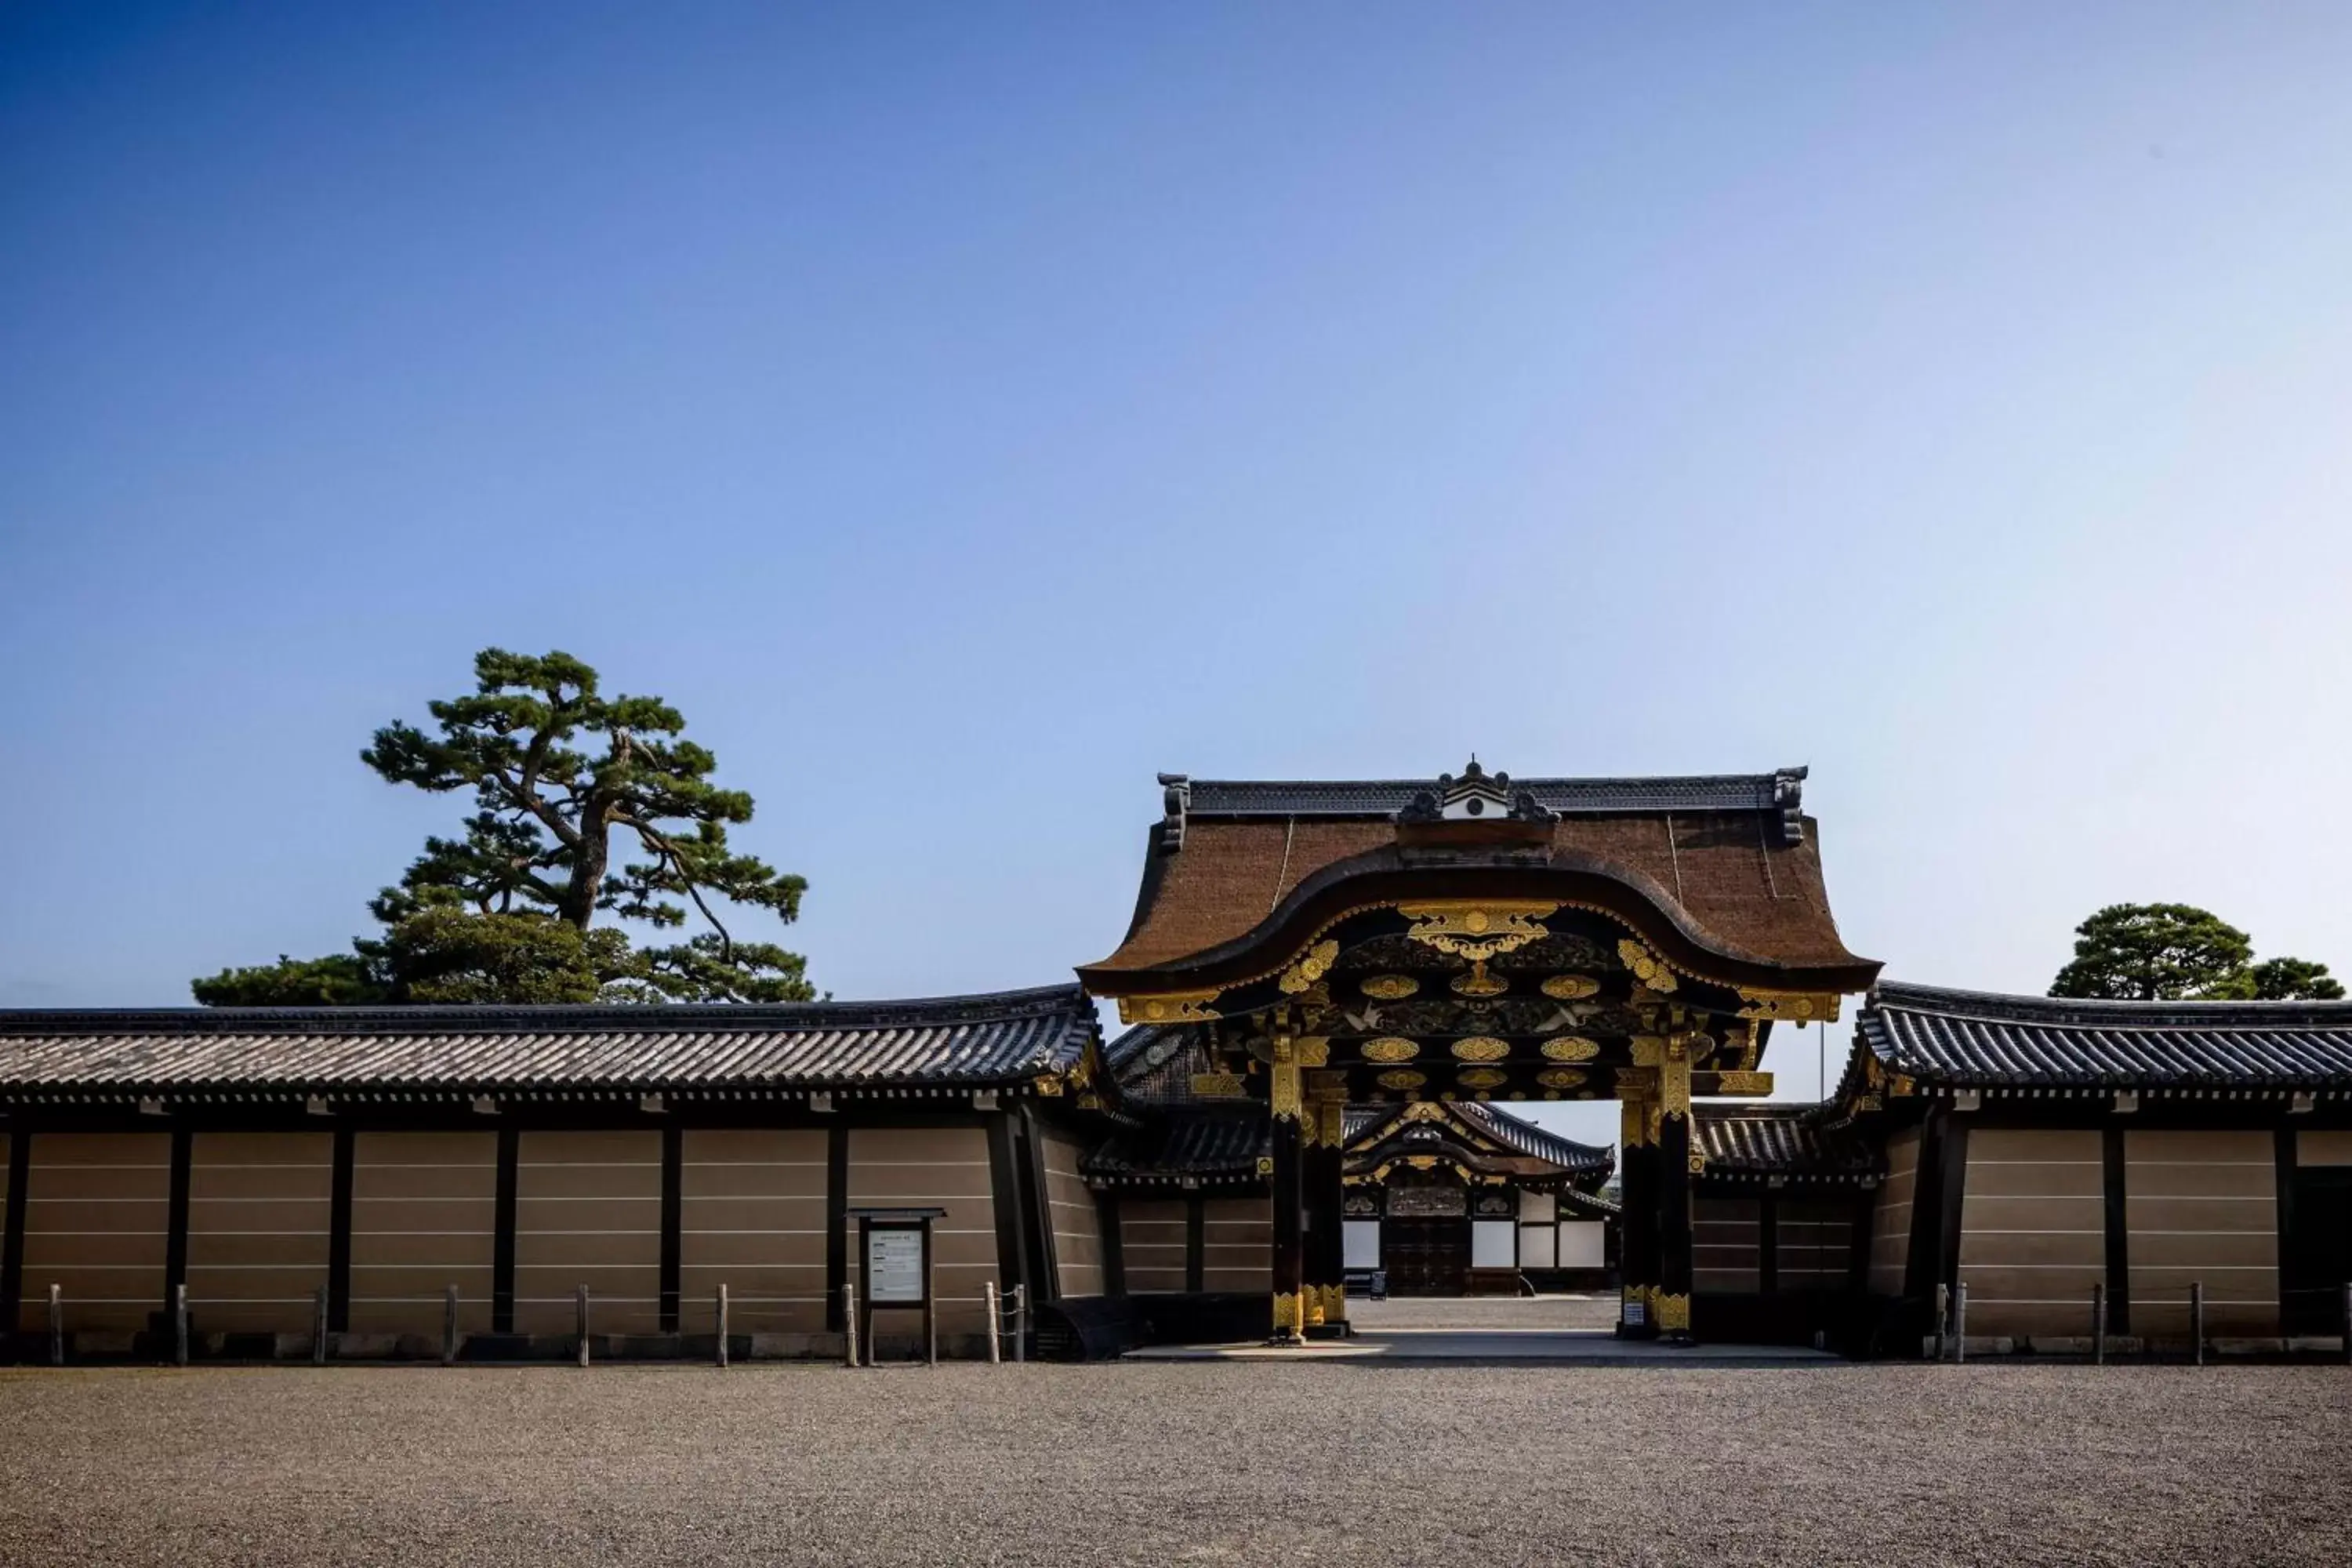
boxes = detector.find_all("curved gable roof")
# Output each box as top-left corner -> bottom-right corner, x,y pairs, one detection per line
1080,768 -> 1875,994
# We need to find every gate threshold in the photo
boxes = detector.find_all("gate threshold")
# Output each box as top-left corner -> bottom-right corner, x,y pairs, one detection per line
1123,1330 -> 1840,1365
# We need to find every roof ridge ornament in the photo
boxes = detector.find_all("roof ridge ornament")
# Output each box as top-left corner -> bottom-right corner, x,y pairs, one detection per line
1157,773 -> 1190,852
1773,765 -> 1807,844
1396,759 -> 1559,826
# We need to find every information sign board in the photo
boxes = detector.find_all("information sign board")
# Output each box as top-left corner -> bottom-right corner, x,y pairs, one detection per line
867,1227 -> 926,1304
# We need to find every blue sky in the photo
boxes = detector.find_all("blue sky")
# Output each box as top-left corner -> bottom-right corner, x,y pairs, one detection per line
5,4 -> 2350,1147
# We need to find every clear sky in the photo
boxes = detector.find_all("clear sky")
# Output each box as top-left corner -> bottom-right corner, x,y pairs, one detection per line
5,4 -> 2350,1149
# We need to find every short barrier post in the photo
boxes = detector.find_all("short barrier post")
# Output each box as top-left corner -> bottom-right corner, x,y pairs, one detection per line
48,1284 -> 63,1367
1933,1282 -> 1948,1363
716,1284 -> 729,1369
1952,1282 -> 1967,1364
442,1285 -> 459,1367
2190,1281 -> 2204,1367
576,1286 -> 591,1368
2092,1283 -> 2105,1366
1011,1283 -> 1026,1364
842,1283 -> 859,1368
174,1283 -> 189,1367
312,1286 -> 329,1366
983,1282 -> 1002,1366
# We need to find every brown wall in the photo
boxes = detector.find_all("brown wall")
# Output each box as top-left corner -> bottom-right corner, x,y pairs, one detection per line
1777,1200 -> 1854,1288
349,1131 -> 496,1335
2126,1129 -> 2277,1337
515,1130 -> 662,1335
1693,1196 -> 1759,1293
677,1129 -> 827,1334
1040,1134 -> 1103,1298
186,1131 -> 332,1334
1956,1128 -> 2105,1339
845,1127 -> 996,1334
18,1132 -> 169,1333
1867,1127 -> 1920,1294
2298,1130 -> 2352,1166
1119,1198 -> 1189,1293
1201,1196 -> 1270,1294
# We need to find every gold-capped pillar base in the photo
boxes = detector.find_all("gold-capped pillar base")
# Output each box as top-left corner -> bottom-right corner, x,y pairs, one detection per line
1269,1290 -> 1306,1345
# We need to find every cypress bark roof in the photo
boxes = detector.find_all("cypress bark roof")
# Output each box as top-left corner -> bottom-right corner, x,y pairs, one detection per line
1080,768 -> 1876,992
0,985 -> 1098,1102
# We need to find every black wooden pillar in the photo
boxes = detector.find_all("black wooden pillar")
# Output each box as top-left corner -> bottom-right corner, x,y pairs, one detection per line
161,1127 -> 191,1346
326,1127 -> 354,1334
1657,1084 -> 1695,1342
1617,1086 -> 1658,1338
1,1130 -> 29,1359
1269,1040 -> 1305,1343
1302,1099 -> 1345,1333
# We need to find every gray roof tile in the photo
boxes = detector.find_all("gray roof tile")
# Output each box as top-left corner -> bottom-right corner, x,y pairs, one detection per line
1178,771 -> 1798,818
0,986 -> 1096,1099
1860,982 -> 2352,1088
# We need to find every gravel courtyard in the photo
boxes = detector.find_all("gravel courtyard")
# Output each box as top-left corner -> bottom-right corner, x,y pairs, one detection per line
2,1361 -> 2347,1567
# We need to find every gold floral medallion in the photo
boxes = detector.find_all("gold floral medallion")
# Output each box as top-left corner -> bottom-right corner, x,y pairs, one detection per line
1540,1036 -> 1601,1062
1360,1036 -> 1419,1063
1359,974 -> 1419,1000
1376,1069 -> 1426,1093
1450,1036 -> 1510,1062
1540,974 -> 1601,1001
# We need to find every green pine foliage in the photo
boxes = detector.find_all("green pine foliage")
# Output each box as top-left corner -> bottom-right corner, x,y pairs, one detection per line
2049,902 -> 2340,1002
193,648 -> 812,1006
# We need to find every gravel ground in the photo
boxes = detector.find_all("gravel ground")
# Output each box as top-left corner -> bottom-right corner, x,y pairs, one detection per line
2,1362 -> 2346,1567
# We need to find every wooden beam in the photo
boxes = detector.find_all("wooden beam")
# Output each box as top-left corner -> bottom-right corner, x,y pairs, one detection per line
1185,1192 -> 1205,1294
985,1112 -> 1031,1314
0,1129 -> 28,1351
658,1124 -> 682,1334
492,1127 -> 518,1334
162,1127 -> 191,1341
824,1125 -> 848,1333
2103,1126 -> 2130,1336
326,1126 -> 354,1334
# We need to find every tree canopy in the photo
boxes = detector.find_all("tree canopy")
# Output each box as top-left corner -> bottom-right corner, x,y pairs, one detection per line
2049,903 -> 2341,1001
194,648 -> 811,1006
2249,956 -> 2347,1002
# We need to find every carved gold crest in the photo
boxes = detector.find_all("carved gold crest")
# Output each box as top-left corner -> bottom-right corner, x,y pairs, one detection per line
1539,974 -> 1600,1000
1359,974 -> 1419,1000
1450,1036 -> 1509,1062
1361,1036 -> 1419,1063
1279,939 -> 1341,994
1450,962 -> 1508,998
1537,1067 -> 1586,1090
1540,1036 -> 1600,1062
1118,990 -> 1222,1025
1617,939 -> 1678,993
1399,900 -> 1558,962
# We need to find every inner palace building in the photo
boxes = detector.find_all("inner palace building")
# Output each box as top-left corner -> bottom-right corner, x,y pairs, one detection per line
2,763 -> 2348,1359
